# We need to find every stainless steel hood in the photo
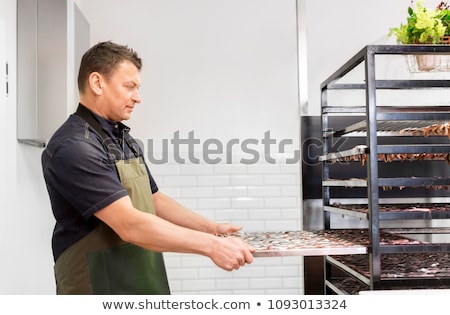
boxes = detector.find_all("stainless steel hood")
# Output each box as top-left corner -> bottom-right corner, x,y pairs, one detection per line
17,0 -> 90,147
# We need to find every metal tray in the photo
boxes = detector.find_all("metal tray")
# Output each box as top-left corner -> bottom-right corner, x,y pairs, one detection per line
227,230 -> 366,257
332,120 -> 450,137
220,230 -> 426,257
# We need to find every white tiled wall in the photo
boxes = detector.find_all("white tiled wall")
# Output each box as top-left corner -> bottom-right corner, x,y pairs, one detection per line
150,153 -> 303,294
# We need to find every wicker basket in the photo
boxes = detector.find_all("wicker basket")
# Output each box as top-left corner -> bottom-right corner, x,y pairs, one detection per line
406,54 -> 450,72
412,35 -> 450,45
439,36 -> 450,45
412,54 -> 450,71
406,36 -> 450,72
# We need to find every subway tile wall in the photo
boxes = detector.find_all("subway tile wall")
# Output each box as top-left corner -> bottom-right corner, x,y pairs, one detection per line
150,153 -> 303,294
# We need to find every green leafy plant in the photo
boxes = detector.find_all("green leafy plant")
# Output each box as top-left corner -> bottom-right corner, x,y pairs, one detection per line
389,0 -> 450,44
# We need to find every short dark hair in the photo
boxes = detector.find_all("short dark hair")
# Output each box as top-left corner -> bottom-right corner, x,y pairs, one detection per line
77,41 -> 142,94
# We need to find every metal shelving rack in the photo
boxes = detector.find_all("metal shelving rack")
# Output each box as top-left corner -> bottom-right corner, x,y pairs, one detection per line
320,45 -> 450,293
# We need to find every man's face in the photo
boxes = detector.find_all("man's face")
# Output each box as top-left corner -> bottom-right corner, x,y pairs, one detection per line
100,60 -> 141,122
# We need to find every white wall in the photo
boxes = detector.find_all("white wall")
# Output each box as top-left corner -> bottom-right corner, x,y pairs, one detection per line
80,0 -> 300,144
0,0 -> 55,294
1,0 -> 447,295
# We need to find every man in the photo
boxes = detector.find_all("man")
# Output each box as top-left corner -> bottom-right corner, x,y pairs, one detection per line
41,41 -> 255,295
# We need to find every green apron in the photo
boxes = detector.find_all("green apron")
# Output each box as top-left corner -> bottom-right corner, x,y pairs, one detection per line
54,105 -> 170,295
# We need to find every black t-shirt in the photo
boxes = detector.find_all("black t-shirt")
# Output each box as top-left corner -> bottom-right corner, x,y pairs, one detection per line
41,105 -> 158,262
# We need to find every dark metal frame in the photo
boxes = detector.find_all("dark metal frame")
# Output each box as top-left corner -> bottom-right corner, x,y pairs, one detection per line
320,45 -> 450,292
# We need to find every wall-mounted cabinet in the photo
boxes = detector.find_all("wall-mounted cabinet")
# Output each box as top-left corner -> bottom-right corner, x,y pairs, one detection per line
17,0 -> 89,147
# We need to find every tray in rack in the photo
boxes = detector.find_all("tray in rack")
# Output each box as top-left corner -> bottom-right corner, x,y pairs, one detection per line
330,252 -> 450,280
332,120 -> 450,137
326,203 -> 450,220
319,145 -> 450,164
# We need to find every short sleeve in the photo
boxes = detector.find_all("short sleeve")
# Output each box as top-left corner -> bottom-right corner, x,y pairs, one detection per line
43,135 -> 129,219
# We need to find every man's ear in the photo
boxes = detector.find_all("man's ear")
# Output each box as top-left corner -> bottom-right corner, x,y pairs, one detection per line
89,72 -> 104,95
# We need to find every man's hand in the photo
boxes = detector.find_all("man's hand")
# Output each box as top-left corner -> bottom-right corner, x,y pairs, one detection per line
215,222 -> 243,235
209,236 -> 256,271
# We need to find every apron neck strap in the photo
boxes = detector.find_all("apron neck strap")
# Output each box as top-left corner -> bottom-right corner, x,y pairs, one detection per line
75,103 -> 110,141
75,103 -> 141,160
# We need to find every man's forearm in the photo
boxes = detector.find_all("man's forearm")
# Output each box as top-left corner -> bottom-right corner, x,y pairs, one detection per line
152,191 -> 218,234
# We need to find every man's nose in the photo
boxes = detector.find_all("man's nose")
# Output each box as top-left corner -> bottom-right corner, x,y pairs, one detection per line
132,90 -> 141,103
